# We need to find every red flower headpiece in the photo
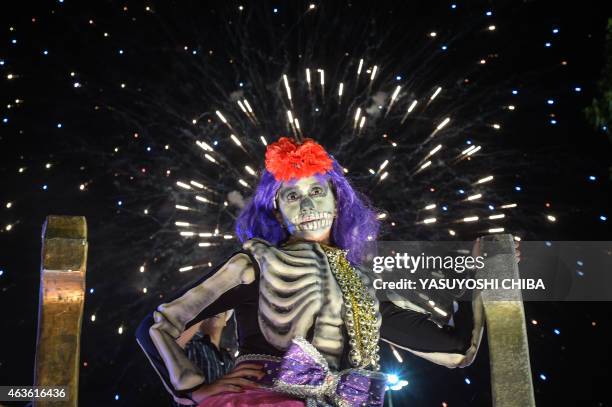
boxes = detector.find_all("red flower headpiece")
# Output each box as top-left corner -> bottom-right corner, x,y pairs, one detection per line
265,137 -> 333,182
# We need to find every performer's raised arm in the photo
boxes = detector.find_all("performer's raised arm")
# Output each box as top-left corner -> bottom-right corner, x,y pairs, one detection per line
135,252 -> 256,405
379,292 -> 485,369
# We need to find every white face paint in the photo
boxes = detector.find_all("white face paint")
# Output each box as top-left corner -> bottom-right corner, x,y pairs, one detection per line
276,176 -> 336,243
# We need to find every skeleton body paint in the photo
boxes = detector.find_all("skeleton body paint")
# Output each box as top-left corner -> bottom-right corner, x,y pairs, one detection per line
244,239 -> 346,369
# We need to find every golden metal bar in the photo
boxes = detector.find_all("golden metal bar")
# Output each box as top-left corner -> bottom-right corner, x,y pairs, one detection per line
33,216 -> 88,407
481,234 -> 536,407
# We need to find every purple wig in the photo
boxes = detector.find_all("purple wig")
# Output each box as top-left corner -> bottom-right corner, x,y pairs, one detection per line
235,160 -> 380,265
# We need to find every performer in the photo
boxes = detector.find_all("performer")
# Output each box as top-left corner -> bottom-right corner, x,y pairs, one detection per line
136,137 -> 486,407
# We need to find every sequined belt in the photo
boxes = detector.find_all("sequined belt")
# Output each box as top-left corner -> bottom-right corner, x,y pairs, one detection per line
235,337 -> 386,407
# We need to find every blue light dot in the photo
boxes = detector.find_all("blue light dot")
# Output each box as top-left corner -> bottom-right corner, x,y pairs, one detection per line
466,140 -> 472,145
547,99 -> 554,105
552,28 -> 559,34
465,378 -> 471,384
0,60 -> 4,65
442,206 -> 448,211
545,42 -> 551,48
550,119 -> 557,125
0,269 -> 4,276
588,175 -> 596,181
600,215 -> 608,222
387,374 -> 399,384
43,185 -> 48,190
603,125 -> 608,131
43,50 -> 49,55
515,186 -> 522,191
458,189 -> 465,194
273,8 -> 278,13
59,0 -> 64,3
192,50 -> 197,55
485,11 -> 492,16
545,241 -> 552,247
2,118 -> 8,123
574,87 -> 582,92
57,123 -> 63,128
488,205 -> 495,210
451,4 -> 457,9
395,75 -> 402,81
577,270 -> 584,277
577,260 -> 584,266
11,39 -> 17,44
115,394 -> 120,401
441,45 -> 448,50
213,140 -> 218,146
239,82 -> 244,87
119,49 -> 124,54
146,146 -> 151,152
117,200 -> 123,206
512,89 -> 518,95
89,288 -> 95,293
539,374 -> 547,381
553,329 -> 560,335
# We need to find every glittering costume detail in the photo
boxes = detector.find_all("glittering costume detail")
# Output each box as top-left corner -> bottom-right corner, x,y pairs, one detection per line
320,245 -> 381,370
237,337 -> 386,407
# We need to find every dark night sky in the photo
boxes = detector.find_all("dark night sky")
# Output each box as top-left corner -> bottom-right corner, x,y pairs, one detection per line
1,1 -> 612,406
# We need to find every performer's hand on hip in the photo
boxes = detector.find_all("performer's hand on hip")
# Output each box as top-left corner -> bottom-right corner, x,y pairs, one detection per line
189,363 -> 264,403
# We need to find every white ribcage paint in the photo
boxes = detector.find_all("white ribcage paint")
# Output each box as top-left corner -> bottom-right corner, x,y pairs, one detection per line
244,239 -> 345,369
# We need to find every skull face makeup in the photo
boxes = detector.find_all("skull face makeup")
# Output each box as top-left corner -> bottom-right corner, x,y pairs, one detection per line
276,176 -> 336,243
236,136 -> 380,265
